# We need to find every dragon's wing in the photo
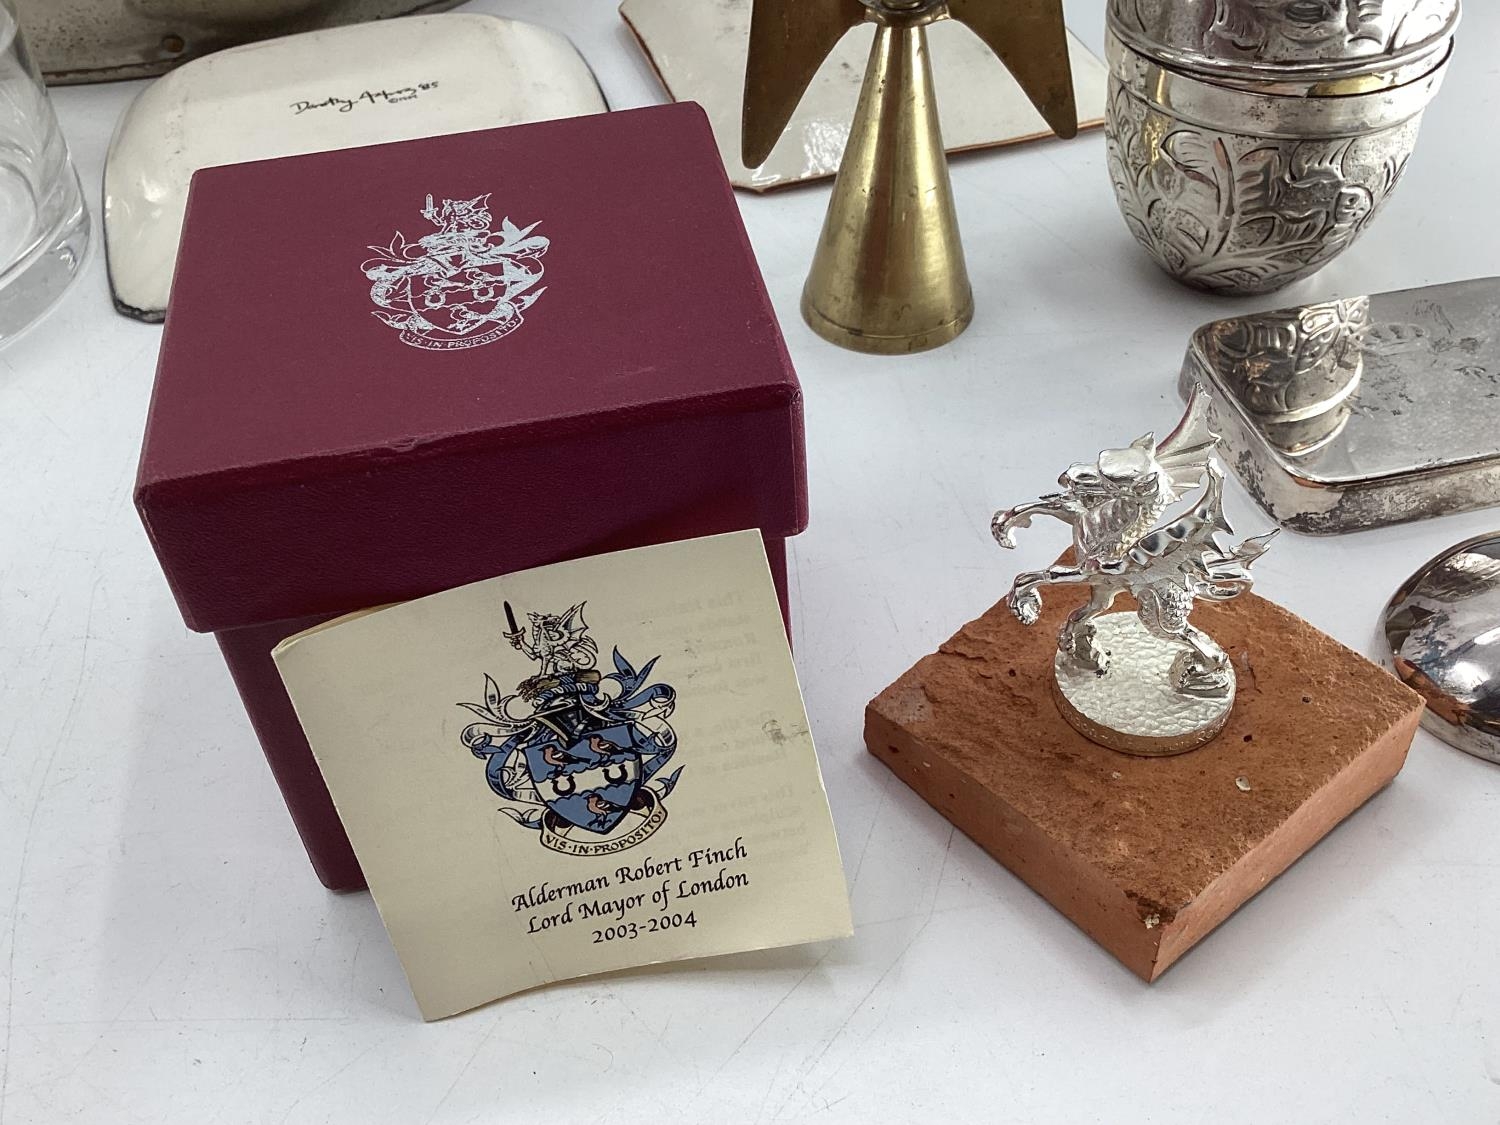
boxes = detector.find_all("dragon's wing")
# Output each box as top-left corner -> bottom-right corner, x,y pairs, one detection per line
1129,460 -> 1233,568
559,603 -> 599,666
1156,384 -> 1221,492
1232,530 -> 1279,566
1183,460 -> 1232,535
560,602 -> 590,644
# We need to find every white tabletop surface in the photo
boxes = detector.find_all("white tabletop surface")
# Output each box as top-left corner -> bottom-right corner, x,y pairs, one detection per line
4,2 -> 1499,1122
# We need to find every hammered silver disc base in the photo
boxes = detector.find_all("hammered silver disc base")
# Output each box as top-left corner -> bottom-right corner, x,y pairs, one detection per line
1052,613 -> 1235,757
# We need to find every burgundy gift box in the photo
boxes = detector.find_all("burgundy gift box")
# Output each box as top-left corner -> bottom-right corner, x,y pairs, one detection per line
135,103 -> 808,891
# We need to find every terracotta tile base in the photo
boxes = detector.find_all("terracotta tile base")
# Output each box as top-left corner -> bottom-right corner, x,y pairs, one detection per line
865,587 -> 1424,981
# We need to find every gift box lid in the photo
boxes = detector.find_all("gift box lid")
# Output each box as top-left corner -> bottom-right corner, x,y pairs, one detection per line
135,103 -> 807,634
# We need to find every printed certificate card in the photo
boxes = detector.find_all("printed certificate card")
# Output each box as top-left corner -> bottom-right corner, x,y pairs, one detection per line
272,530 -> 851,1019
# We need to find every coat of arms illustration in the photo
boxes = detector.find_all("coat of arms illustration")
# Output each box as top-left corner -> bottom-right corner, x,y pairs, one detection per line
362,194 -> 549,351
458,603 -> 682,856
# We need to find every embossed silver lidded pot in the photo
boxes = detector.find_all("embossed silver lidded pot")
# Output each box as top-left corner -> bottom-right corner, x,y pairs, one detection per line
1105,0 -> 1459,295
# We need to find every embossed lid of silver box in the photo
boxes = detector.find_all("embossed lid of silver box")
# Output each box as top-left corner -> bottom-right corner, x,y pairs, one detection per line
1107,0 -> 1459,82
1178,277 -> 1500,534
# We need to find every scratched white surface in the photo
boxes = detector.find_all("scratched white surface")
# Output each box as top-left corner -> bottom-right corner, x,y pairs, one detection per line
3,2 -> 1499,1122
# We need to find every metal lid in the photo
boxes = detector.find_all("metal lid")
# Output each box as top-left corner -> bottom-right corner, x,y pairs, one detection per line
1107,0 -> 1460,82
1384,532 -> 1500,765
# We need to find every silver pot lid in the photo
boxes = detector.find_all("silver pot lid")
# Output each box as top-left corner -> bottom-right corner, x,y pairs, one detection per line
1384,532 -> 1500,765
1107,0 -> 1459,82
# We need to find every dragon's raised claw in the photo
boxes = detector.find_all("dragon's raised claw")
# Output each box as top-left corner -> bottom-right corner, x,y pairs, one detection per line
1010,587 -> 1042,625
991,511 -> 1023,549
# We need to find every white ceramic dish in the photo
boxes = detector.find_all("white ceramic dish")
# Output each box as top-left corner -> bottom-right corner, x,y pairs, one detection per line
104,13 -> 606,321
620,0 -> 1109,193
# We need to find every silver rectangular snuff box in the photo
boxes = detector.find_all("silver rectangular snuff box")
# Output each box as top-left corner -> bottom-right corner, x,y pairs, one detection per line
1179,277 -> 1500,534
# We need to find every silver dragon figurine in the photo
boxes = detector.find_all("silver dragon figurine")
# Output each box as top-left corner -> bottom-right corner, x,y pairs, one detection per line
992,387 -> 1277,755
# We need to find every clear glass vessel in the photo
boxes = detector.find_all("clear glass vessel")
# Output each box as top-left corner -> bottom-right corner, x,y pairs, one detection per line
0,0 -> 89,344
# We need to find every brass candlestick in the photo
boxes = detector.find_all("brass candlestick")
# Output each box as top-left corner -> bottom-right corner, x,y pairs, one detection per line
743,0 -> 1078,355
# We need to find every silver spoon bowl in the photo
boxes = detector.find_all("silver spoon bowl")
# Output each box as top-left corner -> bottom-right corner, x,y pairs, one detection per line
1384,533 -> 1500,764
